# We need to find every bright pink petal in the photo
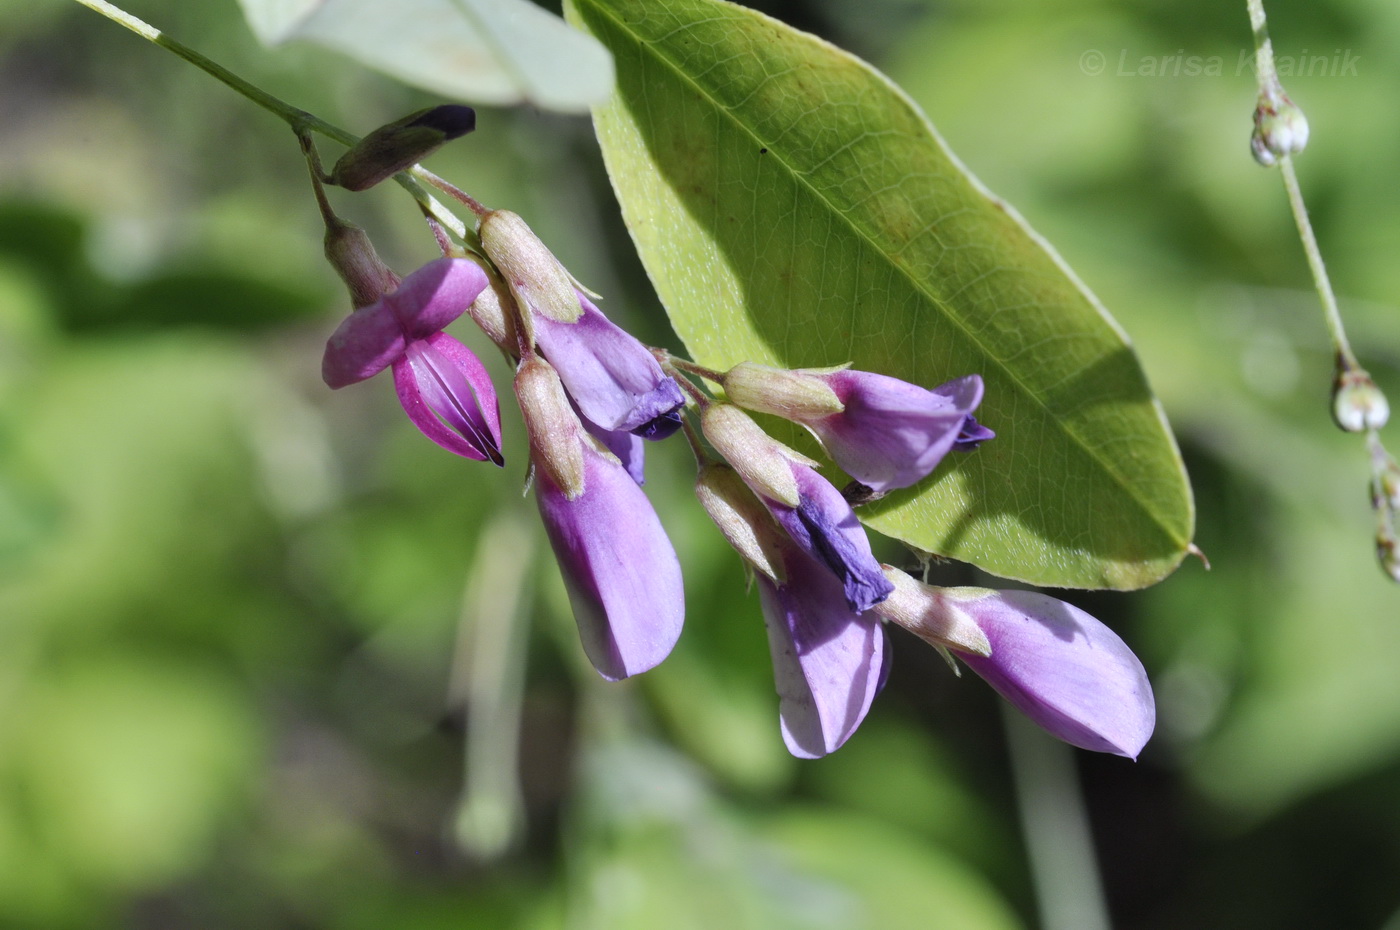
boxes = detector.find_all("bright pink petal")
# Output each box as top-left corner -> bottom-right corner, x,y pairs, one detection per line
322,302 -> 406,388
383,258 -> 490,340
392,333 -> 503,463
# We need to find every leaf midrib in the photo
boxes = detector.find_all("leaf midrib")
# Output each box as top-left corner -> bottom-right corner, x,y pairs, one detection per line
574,0 -> 1188,550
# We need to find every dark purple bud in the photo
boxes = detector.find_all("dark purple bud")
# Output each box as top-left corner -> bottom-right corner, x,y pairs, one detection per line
331,105 -> 477,191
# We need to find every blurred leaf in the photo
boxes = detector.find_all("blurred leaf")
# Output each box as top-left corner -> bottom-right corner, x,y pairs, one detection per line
14,655 -> 260,891
0,199 -> 324,332
569,0 -> 1193,589
239,0 -> 614,113
762,808 -> 1023,930
571,739 -> 1022,930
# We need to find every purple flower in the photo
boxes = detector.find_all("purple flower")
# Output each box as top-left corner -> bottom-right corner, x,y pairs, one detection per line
758,548 -> 885,758
519,358 -> 683,681
531,292 -> 685,438
766,465 -> 894,613
579,408 -> 647,485
953,414 -> 996,452
700,404 -> 893,613
322,258 -> 502,463
810,371 -> 989,493
888,582 -> 1155,758
721,363 -> 990,494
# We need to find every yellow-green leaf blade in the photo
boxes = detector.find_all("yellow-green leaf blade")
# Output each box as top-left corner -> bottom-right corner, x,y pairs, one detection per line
569,0 -> 1193,589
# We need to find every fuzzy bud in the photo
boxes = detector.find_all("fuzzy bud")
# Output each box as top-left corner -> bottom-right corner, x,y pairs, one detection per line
478,210 -> 582,324
1378,532 -> 1400,584
515,357 -> 586,499
331,105 -> 477,191
1332,367 -> 1390,433
872,566 -> 992,656
694,462 -> 787,583
1251,95 -> 1309,166
700,404 -> 815,508
721,362 -> 846,420
1377,460 -> 1400,513
324,217 -> 400,308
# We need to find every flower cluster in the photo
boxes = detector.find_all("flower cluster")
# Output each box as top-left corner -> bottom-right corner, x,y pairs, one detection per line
318,203 -> 1155,761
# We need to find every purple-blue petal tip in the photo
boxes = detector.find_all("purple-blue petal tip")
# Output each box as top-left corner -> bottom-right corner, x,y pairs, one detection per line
953,414 -> 995,451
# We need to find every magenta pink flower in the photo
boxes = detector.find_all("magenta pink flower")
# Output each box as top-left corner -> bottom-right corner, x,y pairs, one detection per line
321,258 -> 502,463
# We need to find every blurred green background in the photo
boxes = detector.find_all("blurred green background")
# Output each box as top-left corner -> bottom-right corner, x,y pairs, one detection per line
1,0 -> 1398,927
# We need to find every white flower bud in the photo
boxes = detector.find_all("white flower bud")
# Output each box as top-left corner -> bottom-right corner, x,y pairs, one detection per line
1252,96 -> 1309,166
1378,532 -> 1400,584
1332,368 -> 1390,433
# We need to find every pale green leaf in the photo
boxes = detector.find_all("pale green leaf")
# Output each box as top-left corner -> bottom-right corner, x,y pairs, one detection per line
238,0 -> 614,113
567,0 -> 1193,589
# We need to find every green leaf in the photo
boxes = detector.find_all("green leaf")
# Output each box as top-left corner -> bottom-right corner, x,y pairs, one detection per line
566,0 -> 1193,589
238,0 -> 614,113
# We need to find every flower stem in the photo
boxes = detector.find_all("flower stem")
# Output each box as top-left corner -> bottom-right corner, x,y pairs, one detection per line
666,356 -> 727,385
1003,705 -> 1113,930
1245,0 -> 1357,369
69,0 -> 469,240
1278,157 -> 1359,370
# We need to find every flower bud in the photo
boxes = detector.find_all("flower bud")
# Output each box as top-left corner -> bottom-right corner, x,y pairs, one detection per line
695,462 -> 786,583
515,357 -> 586,499
871,566 -> 991,656
700,404 -> 815,508
331,105 -> 477,191
1251,96 -> 1309,166
324,217 -> 400,308
1377,460 -> 1400,513
1332,367 -> 1390,433
721,362 -> 845,420
478,210 -> 582,324
1378,532 -> 1400,584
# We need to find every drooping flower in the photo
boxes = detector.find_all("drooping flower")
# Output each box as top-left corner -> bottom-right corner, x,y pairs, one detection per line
722,363 -> 990,493
876,567 -> 1155,758
517,356 -> 683,680
476,209 -> 684,439
758,550 -> 885,758
694,463 -> 883,758
531,292 -> 685,438
701,404 -> 892,612
322,257 -> 502,463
